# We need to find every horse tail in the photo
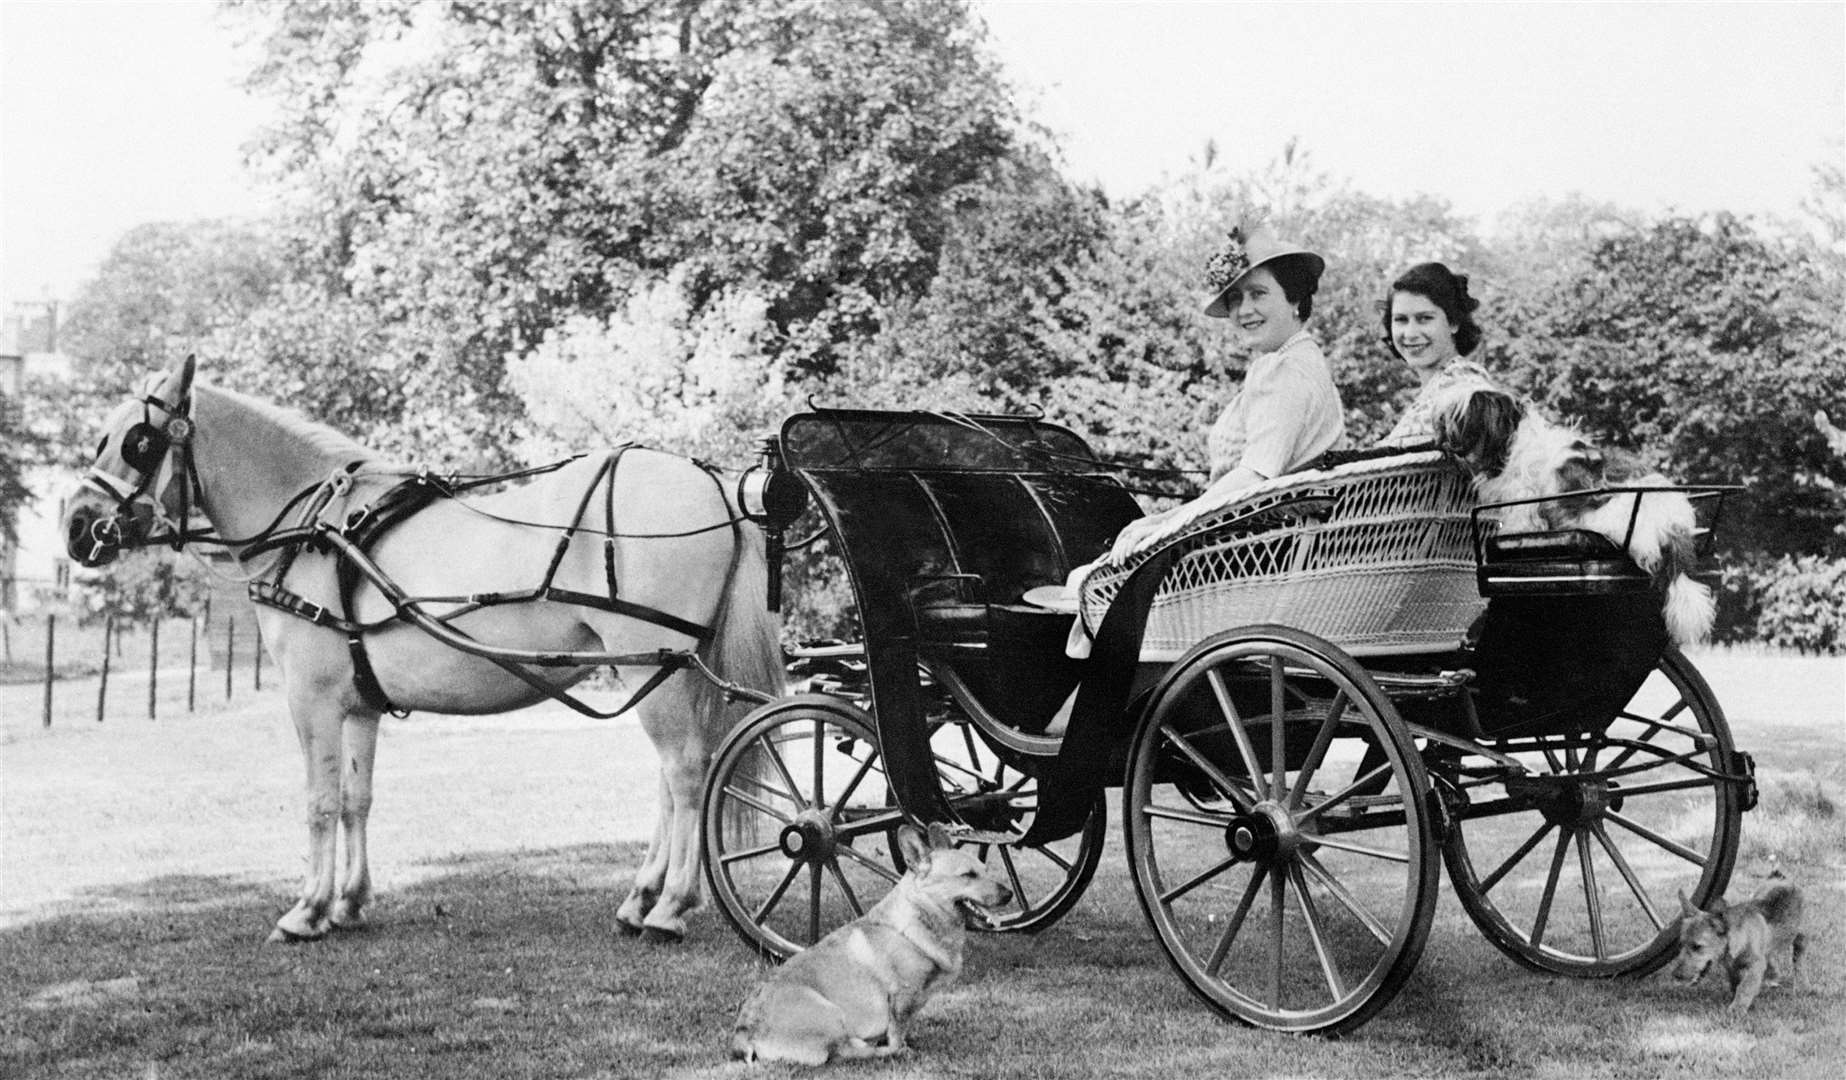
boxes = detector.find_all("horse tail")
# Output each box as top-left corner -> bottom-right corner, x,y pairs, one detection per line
702,521 -> 787,712
698,522 -> 787,839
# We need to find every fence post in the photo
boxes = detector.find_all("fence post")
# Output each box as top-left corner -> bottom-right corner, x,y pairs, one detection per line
41,614 -> 54,728
224,616 -> 235,701
148,616 -> 160,721
96,615 -> 113,723
188,615 -> 199,712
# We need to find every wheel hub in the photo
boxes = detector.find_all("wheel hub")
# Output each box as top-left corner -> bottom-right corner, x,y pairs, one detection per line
1224,803 -> 1300,863
778,810 -> 837,863
1511,775 -> 1624,829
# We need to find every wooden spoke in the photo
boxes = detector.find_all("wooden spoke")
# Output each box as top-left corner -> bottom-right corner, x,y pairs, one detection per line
1162,726 -> 1258,812
720,784 -> 794,826
1589,820 -> 1666,932
1159,853 -> 1242,906
1298,850 -> 1392,945
1209,668 -> 1268,793
1574,830 -> 1607,960
1290,862 -> 1347,1003
1205,865 -> 1269,978
1530,828 -> 1574,947
750,860 -> 803,926
1269,657 -> 1287,801
1480,820 -> 1557,894
1287,691 -> 1349,810
1603,809 -> 1709,866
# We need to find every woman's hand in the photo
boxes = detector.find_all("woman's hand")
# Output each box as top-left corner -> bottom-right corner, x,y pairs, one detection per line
1108,506 -> 1201,565
1107,514 -> 1162,565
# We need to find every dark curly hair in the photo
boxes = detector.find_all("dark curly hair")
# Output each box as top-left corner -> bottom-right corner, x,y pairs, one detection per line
1267,254 -> 1321,321
1381,262 -> 1480,358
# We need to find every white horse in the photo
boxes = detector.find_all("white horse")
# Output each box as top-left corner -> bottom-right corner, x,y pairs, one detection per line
63,356 -> 784,943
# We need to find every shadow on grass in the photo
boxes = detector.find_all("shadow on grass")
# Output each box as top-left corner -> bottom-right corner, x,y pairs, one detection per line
2,842 -> 757,1080
4,841 -> 1841,1080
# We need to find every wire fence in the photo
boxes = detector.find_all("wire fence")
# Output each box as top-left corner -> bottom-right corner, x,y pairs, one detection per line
0,608 -> 267,727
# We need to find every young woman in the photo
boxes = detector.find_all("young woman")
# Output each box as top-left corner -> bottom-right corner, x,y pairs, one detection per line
1104,225 -> 1348,564
1375,262 -> 1495,448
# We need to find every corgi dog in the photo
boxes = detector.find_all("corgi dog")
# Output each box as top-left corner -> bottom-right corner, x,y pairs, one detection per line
731,822 -> 1013,1065
1432,387 -> 1716,645
1671,882 -> 1807,1013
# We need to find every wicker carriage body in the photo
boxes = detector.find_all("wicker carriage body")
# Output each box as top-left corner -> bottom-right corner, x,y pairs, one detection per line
1077,452 -> 1486,661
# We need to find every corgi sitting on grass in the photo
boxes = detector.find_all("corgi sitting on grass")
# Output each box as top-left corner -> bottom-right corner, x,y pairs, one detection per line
731,823 -> 1012,1065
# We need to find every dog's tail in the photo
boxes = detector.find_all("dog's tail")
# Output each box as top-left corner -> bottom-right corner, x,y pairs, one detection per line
1584,483 -> 1714,645
1662,567 -> 1717,647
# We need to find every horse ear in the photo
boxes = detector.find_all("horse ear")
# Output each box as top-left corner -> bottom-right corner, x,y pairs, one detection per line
160,353 -> 197,406
1679,889 -> 1700,917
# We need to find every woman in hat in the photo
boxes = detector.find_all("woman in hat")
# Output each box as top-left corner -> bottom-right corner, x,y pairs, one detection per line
1374,262 -> 1496,448
1104,225 -> 1348,564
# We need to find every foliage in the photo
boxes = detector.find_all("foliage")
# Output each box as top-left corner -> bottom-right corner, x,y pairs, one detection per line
229,0 -> 1027,462
1485,213 -> 1846,557
1009,142 -> 1489,490
56,219 -> 288,430
0,387 -> 50,544
504,275 -> 790,465
1714,553 -> 1846,654
71,549 -> 213,625
1754,556 -> 1846,654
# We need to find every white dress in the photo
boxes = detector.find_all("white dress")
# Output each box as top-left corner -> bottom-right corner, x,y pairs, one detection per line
1060,329 -> 1348,659
1205,328 -> 1349,480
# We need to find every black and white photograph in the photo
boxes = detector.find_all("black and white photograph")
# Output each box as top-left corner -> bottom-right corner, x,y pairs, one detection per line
3,1 -> 1842,1076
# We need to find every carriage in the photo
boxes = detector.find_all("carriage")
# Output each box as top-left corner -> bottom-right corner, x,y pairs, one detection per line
700,407 -> 1753,1036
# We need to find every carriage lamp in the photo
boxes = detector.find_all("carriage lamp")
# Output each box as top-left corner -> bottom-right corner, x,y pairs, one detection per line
736,436 -> 809,612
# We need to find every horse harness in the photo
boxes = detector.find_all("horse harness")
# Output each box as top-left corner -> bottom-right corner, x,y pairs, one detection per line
246,448 -> 744,719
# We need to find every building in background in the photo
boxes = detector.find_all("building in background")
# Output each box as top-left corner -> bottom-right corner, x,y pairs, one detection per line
2,306 -> 73,614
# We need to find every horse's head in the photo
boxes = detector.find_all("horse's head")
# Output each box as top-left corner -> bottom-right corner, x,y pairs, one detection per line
64,355 -> 199,567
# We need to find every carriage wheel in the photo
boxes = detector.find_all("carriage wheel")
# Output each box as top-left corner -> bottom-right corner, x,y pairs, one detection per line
1439,647 -> 1745,978
702,695 -> 905,961
1123,627 -> 1438,1036
897,717 -> 1105,935
702,695 -> 1106,959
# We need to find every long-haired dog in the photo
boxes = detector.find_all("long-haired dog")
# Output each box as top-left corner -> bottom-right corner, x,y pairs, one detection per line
1432,387 -> 1716,645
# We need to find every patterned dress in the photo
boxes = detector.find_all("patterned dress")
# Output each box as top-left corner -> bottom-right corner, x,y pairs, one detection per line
1377,358 -> 1496,448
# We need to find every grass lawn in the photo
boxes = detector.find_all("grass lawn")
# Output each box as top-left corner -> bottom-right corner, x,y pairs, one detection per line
2,649 -> 1841,1078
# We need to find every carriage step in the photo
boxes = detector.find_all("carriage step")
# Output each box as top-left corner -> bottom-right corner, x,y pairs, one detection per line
1368,669 -> 1474,699
946,826 -> 1025,846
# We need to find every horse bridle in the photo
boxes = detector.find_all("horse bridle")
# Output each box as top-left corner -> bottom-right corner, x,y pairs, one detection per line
76,374 -> 207,560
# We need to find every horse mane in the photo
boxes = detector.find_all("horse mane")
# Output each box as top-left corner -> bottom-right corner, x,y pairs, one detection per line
198,383 -> 382,466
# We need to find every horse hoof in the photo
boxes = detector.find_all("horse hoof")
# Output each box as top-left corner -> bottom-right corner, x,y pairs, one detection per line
267,925 -> 321,945
614,917 -> 644,938
640,925 -> 685,945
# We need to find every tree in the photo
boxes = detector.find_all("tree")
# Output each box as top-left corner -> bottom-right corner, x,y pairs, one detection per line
0,385 -> 50,545
230,0 -> 1029,459
55,219 -> 289,460
996,142 -> 1488,487
1490,213 -> 1846,556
